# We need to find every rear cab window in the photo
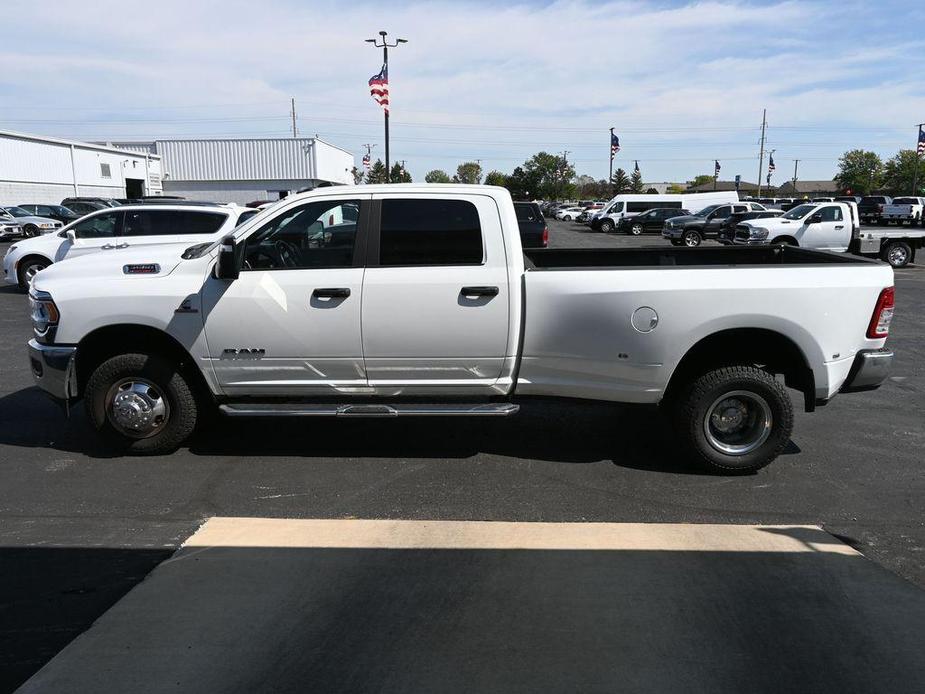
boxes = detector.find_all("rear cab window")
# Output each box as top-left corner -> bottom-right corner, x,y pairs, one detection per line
379,198 -> 483,266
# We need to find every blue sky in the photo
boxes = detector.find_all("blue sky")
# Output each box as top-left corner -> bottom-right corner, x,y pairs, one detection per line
1,0 -> 923,185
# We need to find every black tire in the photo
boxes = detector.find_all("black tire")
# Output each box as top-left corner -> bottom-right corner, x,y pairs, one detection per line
775,237 -> 798,247
84,353 -> 198,455
23,224 -> 39,237
682,230 -> 702,247
881,240 -> 912,268
600,220 -> 614,233
17,256 -> 50,291
670,239 -> 684,246
673,366 -> 793,474
630,223 -> 644,236
563,215 -> 572,221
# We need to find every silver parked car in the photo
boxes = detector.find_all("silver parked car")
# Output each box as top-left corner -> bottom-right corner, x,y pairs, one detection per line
0,206 -> 62,237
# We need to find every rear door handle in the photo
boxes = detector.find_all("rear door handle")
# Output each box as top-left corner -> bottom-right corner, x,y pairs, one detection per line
835,225 -> 844,230
461,286 -> 499,297
312,287 -> 351,298
101,243 -> 115,250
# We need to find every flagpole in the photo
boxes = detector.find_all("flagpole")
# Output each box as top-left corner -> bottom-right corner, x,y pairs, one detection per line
609,127 -> 614,197
913,123 -> 924,196
366,31 -> 407,181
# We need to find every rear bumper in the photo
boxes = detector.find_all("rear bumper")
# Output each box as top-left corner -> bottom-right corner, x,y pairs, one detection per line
28,339 -> 77,402
840,348 -> 893,393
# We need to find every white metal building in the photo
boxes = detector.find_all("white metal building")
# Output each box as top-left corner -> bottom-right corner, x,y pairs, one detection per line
0,130 -> 163,204
103,137 -> 355,205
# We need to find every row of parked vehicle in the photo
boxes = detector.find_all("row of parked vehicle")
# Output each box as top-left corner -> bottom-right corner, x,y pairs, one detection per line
0,196 -> 197,241
546,191 -> 925,267
742,195 -> 925,227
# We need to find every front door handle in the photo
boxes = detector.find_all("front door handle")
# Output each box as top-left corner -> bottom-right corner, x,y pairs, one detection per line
116,242 -> 130,249
313,287 -> 351,298
461,286 -> 499,297
101,243 -> 115,250
835,225 -> 844,230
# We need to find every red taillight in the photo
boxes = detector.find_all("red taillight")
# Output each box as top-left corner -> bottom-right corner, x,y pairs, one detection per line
867,286 -> 894,339
542,226 -> 549,247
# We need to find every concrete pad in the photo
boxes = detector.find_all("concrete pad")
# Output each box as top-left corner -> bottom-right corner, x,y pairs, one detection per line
18,520 -> 925,694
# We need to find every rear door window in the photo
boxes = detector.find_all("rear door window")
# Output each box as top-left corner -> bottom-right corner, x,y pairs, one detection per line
379,198 -> 483,266
122,210 -> 228,236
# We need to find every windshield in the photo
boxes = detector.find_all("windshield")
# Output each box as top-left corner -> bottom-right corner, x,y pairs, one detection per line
0,206 -> 30,218
693,204 -> 721,217
782,204 -> 816,220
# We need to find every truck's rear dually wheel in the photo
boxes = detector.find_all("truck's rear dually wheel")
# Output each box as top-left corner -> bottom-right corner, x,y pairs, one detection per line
85,353 -> 198,455
674,366 -> 793,474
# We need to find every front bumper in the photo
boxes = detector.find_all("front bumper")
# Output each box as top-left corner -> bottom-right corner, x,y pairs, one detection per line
28,339 -> 77,402
661,227 -> 683,239
840,349 -> 893,393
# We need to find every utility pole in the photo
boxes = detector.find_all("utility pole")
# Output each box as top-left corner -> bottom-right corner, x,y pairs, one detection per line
756,108 -> 767,196
913,123 -> 924,195
290,97 -> 298,138
560,151 -> 570,201
365,31 -> 407,177
792,159 -> 800,196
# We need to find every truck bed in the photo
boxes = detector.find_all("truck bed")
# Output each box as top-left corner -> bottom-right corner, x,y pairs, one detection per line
523,245 -> 874,269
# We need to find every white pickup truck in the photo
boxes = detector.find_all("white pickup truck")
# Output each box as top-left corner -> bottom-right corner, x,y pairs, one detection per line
26,185 -> 895,473
734,201 -> 925,267
880,197 -> 925,226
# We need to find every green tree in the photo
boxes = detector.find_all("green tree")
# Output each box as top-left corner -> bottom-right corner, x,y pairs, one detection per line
507,165 -> 542,200
390,162 -> 412,183
666,184 -> 686,194
484,170 -> 508,187
688,174 -> 714,189
630,168 -> 644,193
523,152 -> 575,199
611,168 -> 630,194
455,161 -> 483,184
365,159 -> 389,184
833,149 -> 883,195
424,169 -> 451,183
881,150 -> 925,195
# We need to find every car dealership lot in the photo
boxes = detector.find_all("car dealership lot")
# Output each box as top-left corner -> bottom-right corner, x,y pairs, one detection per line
2,224 -> 924,692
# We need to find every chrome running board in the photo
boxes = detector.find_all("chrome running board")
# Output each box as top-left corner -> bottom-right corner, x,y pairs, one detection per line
219,402 -> 520,418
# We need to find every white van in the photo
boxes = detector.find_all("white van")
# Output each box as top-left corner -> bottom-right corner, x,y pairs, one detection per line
590,192 -> 740,233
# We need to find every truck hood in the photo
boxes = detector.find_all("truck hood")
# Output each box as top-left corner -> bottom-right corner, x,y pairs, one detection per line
663,214 -> 703,226
738,217 -> 800,230
32,243 -> 195,292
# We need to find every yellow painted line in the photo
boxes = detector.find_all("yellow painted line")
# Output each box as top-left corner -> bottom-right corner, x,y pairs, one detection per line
181,518 -> 859,555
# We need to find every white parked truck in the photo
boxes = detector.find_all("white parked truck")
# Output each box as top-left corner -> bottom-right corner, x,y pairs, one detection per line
26,185 -> 895,473
880,197 -> 925,226
734,201 -> 925,267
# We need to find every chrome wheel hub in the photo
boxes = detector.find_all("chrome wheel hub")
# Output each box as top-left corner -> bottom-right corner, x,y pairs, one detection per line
704,390 -> 772,456
25,264 -> 43,279
107,379 -> 169,438
889,247 -> 907,265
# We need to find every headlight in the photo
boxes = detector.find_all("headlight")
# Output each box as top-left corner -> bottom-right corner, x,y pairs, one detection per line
29,291 -> 60,340
749,227 -> 769,240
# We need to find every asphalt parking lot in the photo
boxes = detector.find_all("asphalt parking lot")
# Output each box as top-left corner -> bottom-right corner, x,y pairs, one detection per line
2,223 -> 924,692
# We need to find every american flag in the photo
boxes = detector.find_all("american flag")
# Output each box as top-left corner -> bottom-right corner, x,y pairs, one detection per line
768,154 -> 776,174
714,160 -> 721,176
362,153 -> 370,169
918,127 -> 925,156
369,64 -> 389,113
611,132 -> 620,158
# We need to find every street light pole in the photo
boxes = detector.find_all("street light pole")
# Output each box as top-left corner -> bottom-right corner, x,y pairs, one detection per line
365,31 -> 407,177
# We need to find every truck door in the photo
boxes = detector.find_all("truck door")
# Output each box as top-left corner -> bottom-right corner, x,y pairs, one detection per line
805,205 -> 847,250
200,196 -> 370,396
361,194 -> 510,394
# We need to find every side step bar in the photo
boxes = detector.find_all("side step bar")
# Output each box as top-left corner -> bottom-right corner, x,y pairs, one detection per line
219,402 -> 520,418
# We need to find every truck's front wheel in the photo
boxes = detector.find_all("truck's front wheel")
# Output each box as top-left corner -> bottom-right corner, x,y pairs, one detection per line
85,353 -> 198,455
674,366 -> 793,474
